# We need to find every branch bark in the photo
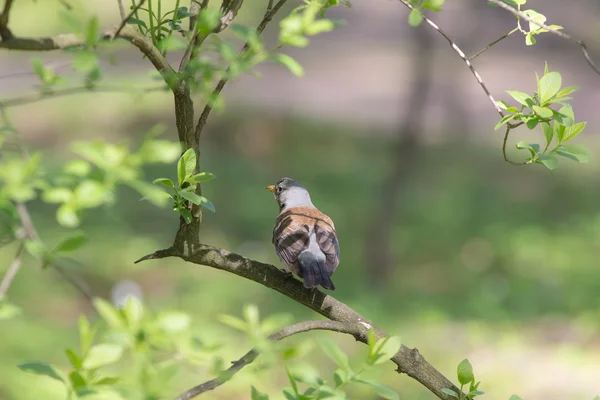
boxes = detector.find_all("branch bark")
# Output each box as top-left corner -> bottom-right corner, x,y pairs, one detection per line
175,320 -> 368,400
136,242 -> 461,399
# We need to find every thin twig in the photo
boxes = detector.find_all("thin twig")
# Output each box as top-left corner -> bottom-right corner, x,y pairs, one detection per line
174,320 -> 367,400
117,0 -> 126,19
395,0 -> 503,116
0,85 -> 166,109
0,243 -> 24,300
488,0 -> 600,77
502,125 -> 527,166
193,0 -> 289,140
114,0 -> 147,39
469,27 -> 517,61
59,0 -> 73,10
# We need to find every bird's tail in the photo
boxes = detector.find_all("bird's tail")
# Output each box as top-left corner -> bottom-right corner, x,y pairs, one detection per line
299,253 -> 335,291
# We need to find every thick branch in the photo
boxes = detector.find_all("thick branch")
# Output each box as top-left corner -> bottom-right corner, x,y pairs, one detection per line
0,27 -> 174,79
488,0 -> 600,76
175,320 -> 367,400
136,243 -> 461,399
193,0 -> 289,141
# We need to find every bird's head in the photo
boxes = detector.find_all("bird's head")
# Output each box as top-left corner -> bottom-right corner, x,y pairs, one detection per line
267,177 -> 313,210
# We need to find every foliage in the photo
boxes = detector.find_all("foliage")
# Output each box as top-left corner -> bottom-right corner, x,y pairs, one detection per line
496,64 -> 589,169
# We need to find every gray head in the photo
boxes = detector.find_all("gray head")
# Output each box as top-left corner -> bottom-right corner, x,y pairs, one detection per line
267,177 -> 314,210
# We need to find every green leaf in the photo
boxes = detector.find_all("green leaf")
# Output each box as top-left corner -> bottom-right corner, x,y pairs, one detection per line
508,396 -> 523,400
157,310 -> 191,333
243,304 -> 260,325
200,198 -> 216,213
64,160 -> 91,177
179,208 -> 192,224
73,52 -> 99,73
177,148 -> 196,186
506,90 -> 531,106
531,105 -> 553,118
273,54 -> 304,77
86,16 -> 100,46
179,190 -> 204,205
441,388 -> 459,398
73,180 -> 106,209
538,71 -> 562,104
540,121 -> 553,147
129,180 -> 172,207
556,144 -> 590,163
555,86 -> 579,97
0,302 -> 21,320
82,344 -> 123,370
251,386 -> 269,400
69,370 -> 86,389
408,9 -> 424,27
525,117 -> 539,130
516,141 -> 539,158
355,379 -> 399,400
79,315 -> 95,355
18,362 -> 65,382
65,349 -> 83,369
153,178 -> 175,188
468,390 -> 485,397
305,19 -> 335,35
371,336 -> 401,365
525,33 -> 535,46
123,296 -> 143,327
562,121 -> 587,141
537,154 -> 558,170
494,114 -> 514,130
93,298 -> 125,329
56,204 -> 80,228
126,17 -> 148,29
139,138 -> 181,164
457,358 -> 474,385
555,104 -> 574,127
218,314 -> 248,331
186,172 -> 215,184
366,328 -> 377,353
54,231 -> 88,253
285,365 -> 299,395
317,337 -> 349,368
43,187 -> 73,204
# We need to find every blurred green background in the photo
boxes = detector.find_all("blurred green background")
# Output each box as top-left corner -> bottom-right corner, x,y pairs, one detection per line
2,0 -> 600,399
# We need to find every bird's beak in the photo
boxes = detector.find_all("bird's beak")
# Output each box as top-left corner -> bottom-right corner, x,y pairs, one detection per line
266,185 -> 275,193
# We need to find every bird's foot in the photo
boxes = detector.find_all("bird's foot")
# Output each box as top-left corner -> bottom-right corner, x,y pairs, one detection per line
280,269 -> 294,283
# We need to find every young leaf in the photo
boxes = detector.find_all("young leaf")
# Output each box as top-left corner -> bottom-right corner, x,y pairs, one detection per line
531,105 -> 553,119
537,154 -> 558,170
65,349 -> 83,369
78,315 -> 95,356
494,114 -> 514,130
317,337 -> 349,368
556,144 -> 590,163
186,172 -> 215,184
217,314 -> 248,331
457,358 -> 474,385
538,71 -> 562,104
153,178 -> 175,188
177,148 -> 196,186
18,362 -> 65,382
69,371 -> 86,389
179,208 -> 192,224
540,121 -> 553,147
441,388 -> 459,398
82,344 -> 123,370
555,104 -> 574,127
555,86 -> 579,97
54,231 -> 88,253
562,121 -> 587,141
506,90 -> 531,106
408,9 -> 424,26
251,386 -> 269,400
93,298 -> 125,329
273,54 -> 304,77
179,191 -> 204,205
86,16 -> 100,46
372,336 -> 401,365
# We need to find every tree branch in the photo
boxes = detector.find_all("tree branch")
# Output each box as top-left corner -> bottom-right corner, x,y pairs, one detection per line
488,0 -> 600,76
0,27 -> 175,80
0,85 -> 165,109
469,27 -> 517,61
175,320 -> 368,400
0,0 -> 15,40
136,243 -> 462,400
114,0 -> 147,39
193,0 -> 289,141
395,0 -> 503,116
0,242 -> 24,300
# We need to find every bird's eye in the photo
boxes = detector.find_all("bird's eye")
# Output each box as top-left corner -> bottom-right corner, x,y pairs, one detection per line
275,186 -> 282,194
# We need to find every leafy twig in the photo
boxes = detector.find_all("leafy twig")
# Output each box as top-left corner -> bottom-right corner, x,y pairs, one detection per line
488,0 -> 600,76
174,320 -> 367,400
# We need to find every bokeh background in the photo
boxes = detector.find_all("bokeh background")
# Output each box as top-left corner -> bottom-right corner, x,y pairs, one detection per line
2,0 -> 600,399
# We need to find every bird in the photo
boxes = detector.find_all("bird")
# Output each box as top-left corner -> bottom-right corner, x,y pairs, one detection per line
267,177 -> 340,290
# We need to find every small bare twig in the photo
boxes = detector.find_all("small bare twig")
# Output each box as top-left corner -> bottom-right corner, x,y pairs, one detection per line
470,27 -> 518,61
502,125 -> 527,166
0,243 -> 24,300
395,0 -> 503,116
193,0 -> 289,140
174,320 -> 367,400
114,0 -> 147,39
117,0 -> 126,19
488,0 -> 600,77
0,85 -> 166,109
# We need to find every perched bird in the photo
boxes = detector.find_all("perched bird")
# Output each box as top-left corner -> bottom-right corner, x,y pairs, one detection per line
267,177 -> 340,290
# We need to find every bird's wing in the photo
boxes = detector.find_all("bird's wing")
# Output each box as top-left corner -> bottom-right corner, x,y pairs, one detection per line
314,216 -> 340,275
273,209 -> 310,274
